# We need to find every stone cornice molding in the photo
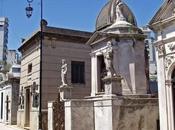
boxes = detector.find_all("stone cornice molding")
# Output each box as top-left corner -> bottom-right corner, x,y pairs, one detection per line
150,16 -> 175,31
154,36 -> 175,46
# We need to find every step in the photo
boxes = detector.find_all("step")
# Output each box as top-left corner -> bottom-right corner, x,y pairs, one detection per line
24,127 -> 30,130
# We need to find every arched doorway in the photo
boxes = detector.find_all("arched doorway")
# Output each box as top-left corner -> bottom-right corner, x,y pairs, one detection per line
171,68 -> 175,127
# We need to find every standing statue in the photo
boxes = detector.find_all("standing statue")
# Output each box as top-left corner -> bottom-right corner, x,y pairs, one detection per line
115,0 -> 126,21
103,41 -> 116,77
61,59 -> 68,86
18,87 -> 24,109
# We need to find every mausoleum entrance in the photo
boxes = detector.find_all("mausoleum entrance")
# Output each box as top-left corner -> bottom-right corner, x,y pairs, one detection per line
97,55 -> 106,93
5,95 -> 10,122
25,88 -> 31,127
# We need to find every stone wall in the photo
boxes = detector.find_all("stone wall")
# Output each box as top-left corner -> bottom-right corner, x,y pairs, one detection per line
11,80 -> 20,125
17,110 -> 25,128
64,95 -> 159,130
42,39 -> 91,108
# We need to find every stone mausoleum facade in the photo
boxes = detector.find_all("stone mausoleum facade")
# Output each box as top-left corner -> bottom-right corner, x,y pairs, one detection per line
0,64 -> 20,125
150,0 -> 175,130
17,21 -> 92,130
61,0 -> 159,130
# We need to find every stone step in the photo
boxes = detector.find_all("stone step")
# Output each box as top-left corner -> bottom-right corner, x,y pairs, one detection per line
24,127 -> 30,130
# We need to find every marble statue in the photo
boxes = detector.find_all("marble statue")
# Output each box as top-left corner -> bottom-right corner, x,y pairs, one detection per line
103,41 -> 116,77
19,87 -> 24,109
61,59 -> 68,86
115,0 -> 126,21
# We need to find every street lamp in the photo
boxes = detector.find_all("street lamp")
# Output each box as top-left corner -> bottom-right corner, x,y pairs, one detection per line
25,0 -> 33,18
25,0 -> 43,130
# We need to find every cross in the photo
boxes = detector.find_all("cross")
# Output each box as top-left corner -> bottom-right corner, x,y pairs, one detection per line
5,95 -> 10,121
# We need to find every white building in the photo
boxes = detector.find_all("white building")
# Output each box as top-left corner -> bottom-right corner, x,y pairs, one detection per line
0,64 -> 20,125
0,17 -> 8,61
149,0 -> 175,130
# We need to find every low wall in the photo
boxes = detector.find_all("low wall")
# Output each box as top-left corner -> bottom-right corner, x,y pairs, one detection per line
64,95 -> 159,130
17,110 -> 48,130
17,110 -> 25,128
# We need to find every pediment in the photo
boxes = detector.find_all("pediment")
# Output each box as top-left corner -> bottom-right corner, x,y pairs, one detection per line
86,31 -> 107,45
150,1 -> 175,25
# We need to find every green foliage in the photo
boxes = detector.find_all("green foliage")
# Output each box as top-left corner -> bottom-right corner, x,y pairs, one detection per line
0,60 -> 12,73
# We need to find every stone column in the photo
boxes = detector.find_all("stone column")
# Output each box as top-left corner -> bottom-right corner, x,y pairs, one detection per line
91,54 -> 98,96
48,102 -> 54,130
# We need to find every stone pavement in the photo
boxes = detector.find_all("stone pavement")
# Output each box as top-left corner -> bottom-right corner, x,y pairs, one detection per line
0,123 -> 24,130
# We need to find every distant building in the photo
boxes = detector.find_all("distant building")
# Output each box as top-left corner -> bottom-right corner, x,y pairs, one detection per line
141,26 -> 158,93
0,17 -> 8,62
0,64 -> 20,125
6,50 -> 19,65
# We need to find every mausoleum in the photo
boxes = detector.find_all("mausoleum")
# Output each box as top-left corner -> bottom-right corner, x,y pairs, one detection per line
149,0 -> 175,129
60,0 -> 159,130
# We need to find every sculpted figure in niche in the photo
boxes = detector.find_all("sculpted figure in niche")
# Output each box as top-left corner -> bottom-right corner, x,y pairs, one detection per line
103,41 -> 116,77
115,0 -> 125,21
61,59 -> 68,86
18,87 -> 24,109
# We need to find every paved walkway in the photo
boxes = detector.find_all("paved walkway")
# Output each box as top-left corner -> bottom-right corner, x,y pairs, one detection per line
0,123 -> 23,130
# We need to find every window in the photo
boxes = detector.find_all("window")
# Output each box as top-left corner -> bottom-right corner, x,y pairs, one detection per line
12,67 -> 21,73
71,61 -> 85,84
28,64 -> 32,74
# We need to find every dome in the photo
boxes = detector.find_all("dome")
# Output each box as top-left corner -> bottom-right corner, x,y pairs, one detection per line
96,0 -> 137,31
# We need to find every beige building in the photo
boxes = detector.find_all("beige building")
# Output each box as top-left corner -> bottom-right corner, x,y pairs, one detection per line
17,21 -> 92,130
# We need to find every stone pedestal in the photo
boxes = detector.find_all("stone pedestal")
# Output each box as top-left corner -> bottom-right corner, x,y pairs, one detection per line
59,85 -> 72,101
102,75 -> 122,95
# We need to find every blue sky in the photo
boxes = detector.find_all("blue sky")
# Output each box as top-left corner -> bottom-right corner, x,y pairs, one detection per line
0,0 -> 164,50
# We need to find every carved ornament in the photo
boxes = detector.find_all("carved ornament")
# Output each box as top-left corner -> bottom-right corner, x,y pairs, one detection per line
168,43 -> 175,51
165,55 -> 175,70
156,44 -> 165,56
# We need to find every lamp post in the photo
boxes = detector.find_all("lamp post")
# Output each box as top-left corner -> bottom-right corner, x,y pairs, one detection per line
25,0 -> 43,130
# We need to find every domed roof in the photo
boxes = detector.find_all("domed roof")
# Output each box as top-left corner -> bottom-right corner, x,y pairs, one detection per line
96,0 -> 137,31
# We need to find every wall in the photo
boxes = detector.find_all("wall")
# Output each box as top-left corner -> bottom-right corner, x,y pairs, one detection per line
64,96 -> 158,130
18,40 -> 40,129
42,38 -> 91,108
11,79 -> 20,125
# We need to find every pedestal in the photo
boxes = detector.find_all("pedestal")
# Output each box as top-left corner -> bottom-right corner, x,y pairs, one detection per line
59,85 -> 72,101
102,75 -> 122,95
